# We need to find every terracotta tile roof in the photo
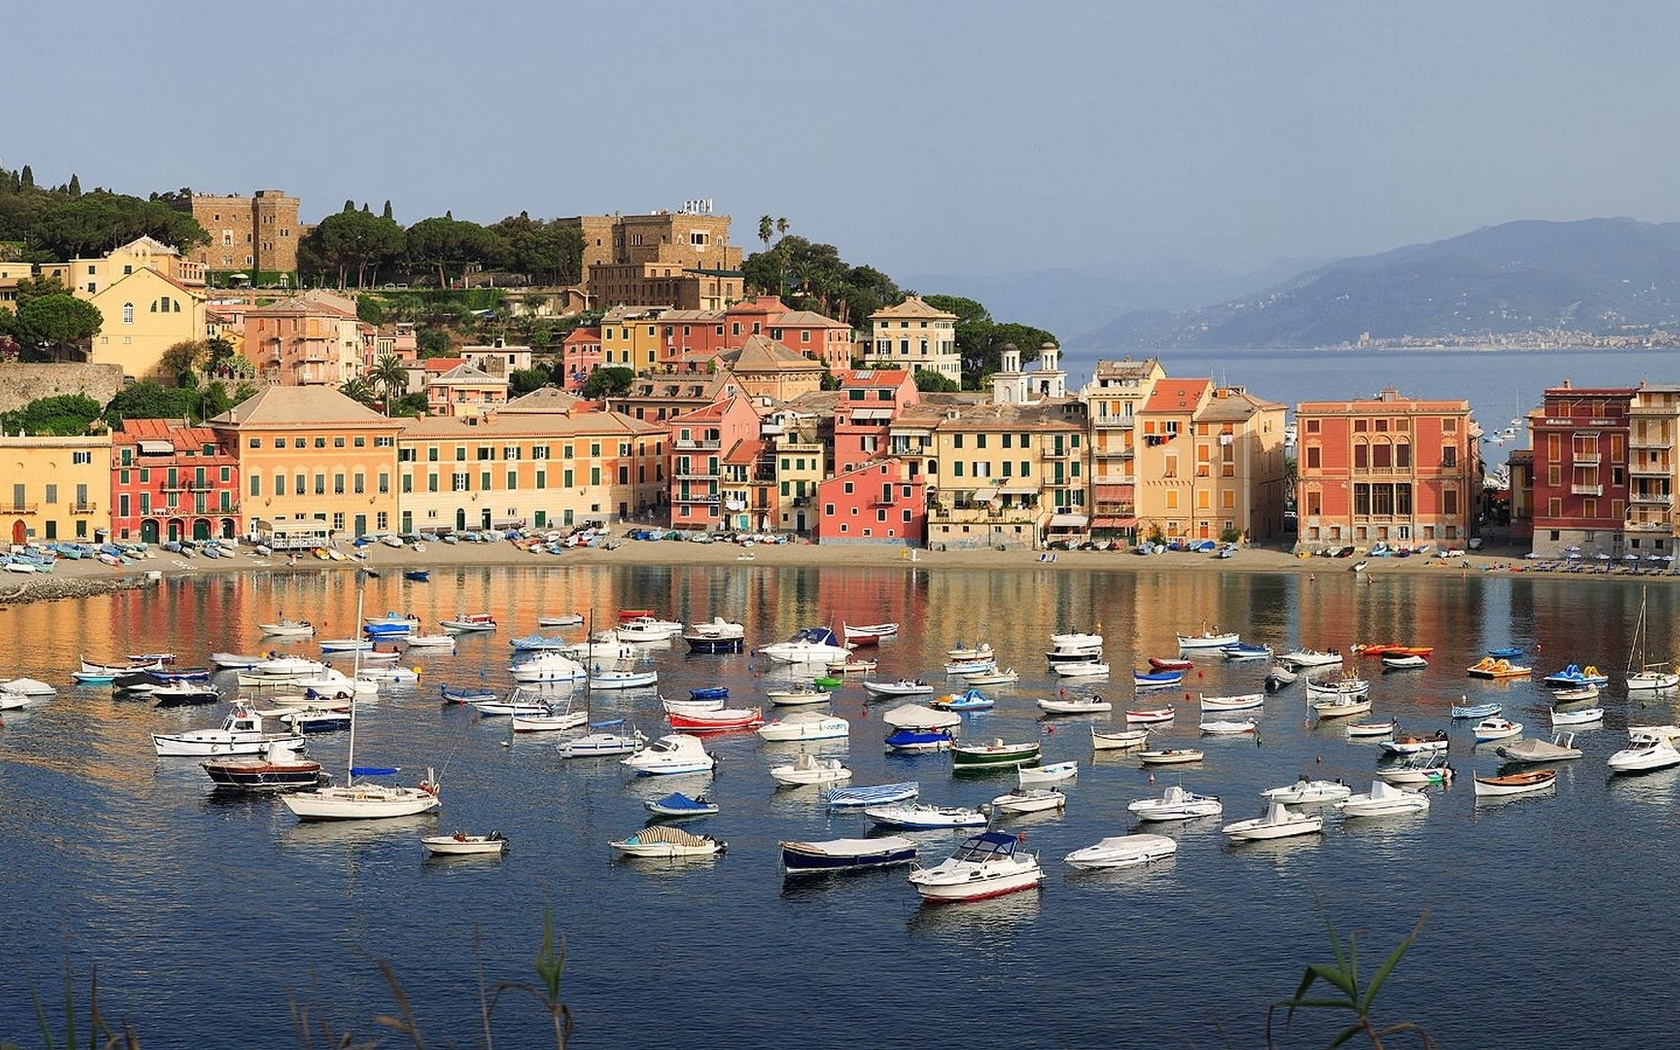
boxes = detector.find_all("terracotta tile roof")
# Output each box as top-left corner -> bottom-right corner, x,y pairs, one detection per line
1143,379 -> 1211,414
725,334 -> 823,371
210,386 -> 394,427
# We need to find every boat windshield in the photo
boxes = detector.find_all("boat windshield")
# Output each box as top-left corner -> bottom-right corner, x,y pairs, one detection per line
953,831 -> 1019,863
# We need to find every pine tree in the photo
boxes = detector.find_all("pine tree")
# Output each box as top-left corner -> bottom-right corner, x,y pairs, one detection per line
20,165 -> 33,189
343,199 -> 356,212
382,200 -> 393,220
67,173 -> 81,196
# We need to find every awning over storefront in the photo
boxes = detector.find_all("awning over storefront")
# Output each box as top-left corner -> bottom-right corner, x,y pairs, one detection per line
970,487 -> 998,502
1090,516 -> 1138,529
1048,513 -> 1090,529
138,440 -> 174,455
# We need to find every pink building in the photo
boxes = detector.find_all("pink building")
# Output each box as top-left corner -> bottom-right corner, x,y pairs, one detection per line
560,327 -> 603,391
666,396 -> 763,531
833,368 -> 922,474
816,458 -> 926,546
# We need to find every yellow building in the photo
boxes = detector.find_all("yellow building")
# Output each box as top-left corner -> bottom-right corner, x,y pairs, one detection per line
1080,357 -> 1168,539
395,388 -> 666,534
865,296 -> 961,384
722,334 -> 827,401
70,236 -> 206,294
600,306 -> 670,370
0,433 -> 112,544
86,267 -> 208,381
1132,378 -> 1287,543
210,386 -> 402,540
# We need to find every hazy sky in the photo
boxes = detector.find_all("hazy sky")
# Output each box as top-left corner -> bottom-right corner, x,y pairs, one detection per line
9,1 -> 1679,278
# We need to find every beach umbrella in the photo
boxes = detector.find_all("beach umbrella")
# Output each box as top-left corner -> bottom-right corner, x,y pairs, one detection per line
1625,553 -> 1641,561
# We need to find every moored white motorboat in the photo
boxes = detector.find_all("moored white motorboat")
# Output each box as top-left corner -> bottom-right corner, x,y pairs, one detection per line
1222,801 -> 1324,841
769,752 -> 853,787
1052,661 -> 1110,678
1551,705 -> 1604,727
1473,718 -> 1524,743
1607,732 -> 1680,774
1346,719 -> 1399,739
1376,754 -> 1454,785
1124,705 -> 1175,724
152,707 -> 304,757
1063,833 -> 1177,870
881,703 -> 962,730
536,612 -> 585,628
1381,654 -> 1429,670
1260,777 -> 1352,804
1336,780 -> 1430,818
989,787 -> 1067,814
758,626 -> 850,664
510,707 -> 589,734
509,652 -> 589,683
643,792 -> 719,818
440,613 -> 497,632
946,642 -> 995,662
861,678 -> 935,699
907,830 -> 1044,903
1128,784 -> 1222,821
1379,731 -> 1450,757
420,831 -> 508,857
1277,648 -> 1343,670
1177,629 -> 1241,650
1311,695 -> 1373,719
621,733 -> 715,775
556,721 -> 644,759
258,618 -> 316,638
682,617 -> 746,653
756,712 -> 849,742
963,668 -> 1020,687
587,665 -> 659,690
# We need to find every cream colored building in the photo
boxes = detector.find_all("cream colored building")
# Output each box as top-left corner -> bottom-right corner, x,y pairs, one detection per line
70,236 -> 206,295
1079,357 -> 1168,539
1132,378 -> 1287,544
865,296 -> 961,383
211,386 -> 402,540
396,388 -> 666,533
0,432 -> 112,544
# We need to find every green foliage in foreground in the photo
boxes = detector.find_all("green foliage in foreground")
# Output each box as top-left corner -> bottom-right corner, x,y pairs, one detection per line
1266,910 -> 1434,1049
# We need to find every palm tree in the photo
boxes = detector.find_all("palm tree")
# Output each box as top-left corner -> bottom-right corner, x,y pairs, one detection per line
775,217 -> 789,237
340,377 -> 377,408
370,353 -> 410,415
758,215 -> 774,247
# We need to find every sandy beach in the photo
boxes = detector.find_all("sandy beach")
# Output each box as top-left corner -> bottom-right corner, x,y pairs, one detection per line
0,531 -> 1594,608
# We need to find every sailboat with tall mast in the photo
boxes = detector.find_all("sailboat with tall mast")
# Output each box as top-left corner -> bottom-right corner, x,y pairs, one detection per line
1625,587 -> 1679,693
283,564 -> 442,820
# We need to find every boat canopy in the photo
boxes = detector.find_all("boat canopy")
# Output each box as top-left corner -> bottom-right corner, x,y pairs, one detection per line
350,766 -> 399,776
953,830 -> 1022,861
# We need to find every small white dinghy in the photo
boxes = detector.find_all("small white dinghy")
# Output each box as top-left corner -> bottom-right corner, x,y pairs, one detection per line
865,803 -> 988,829
1037,694 -> 1112,715
769,752 -> 852,787
1199,719 -> 1258,735
1019,760 -> 1078,785
421,831 -> 509,857
1063,833 -> 1177,870
1091,726 -> 1151,750
757,712 -> 849,742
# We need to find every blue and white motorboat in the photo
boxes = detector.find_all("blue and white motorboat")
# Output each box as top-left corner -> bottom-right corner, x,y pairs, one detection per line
884,728 -> 954,753
1220,643 -> 1273,662
644,792 -> 719,819
509,633 -> 568,652
403,570 -> 430,582
689,686 -> 730,701
823,781 -> 920,810
1134,669 -> 1184,689
758,626 -> 849,664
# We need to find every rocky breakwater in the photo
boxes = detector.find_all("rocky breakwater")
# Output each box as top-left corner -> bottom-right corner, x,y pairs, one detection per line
0,571 -> 149,608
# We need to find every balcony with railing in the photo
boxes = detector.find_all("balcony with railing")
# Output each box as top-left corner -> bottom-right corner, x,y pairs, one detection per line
1625,517 -> 1671,533
1092,473 -> 1135,485
1573,451 -> 1601,465
1570,484 -> 1604,496
1630,491 -> 1673,506
673,438 -> 722,450
69,502 -> 98,514
1630,460 -> 1672,477
4,503 -> 39,514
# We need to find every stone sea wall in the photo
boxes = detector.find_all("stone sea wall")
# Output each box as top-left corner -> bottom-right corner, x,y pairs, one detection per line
0,363 -> 126,416
0,572 -> 147,607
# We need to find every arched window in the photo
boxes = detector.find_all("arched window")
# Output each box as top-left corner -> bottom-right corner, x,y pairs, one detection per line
121,303 -> 134,324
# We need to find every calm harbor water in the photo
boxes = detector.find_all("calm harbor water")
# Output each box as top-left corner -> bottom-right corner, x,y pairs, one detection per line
3,559 -> 1679,1048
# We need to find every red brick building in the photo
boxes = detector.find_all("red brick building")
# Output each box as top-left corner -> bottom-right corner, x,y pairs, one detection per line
1526,382 -> 1636,557
666,395 -> 762,531
111,419 -> 241,543
1294,388 -> 1478,549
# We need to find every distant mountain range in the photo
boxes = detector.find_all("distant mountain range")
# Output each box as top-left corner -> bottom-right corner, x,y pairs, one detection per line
1074,218 -> 1680,349
915,219 -> 1680,351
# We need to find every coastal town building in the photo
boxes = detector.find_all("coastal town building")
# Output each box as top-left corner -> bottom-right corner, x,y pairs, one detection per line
832,368 -> 923,476
558,207 -> 744,311
396,391 -> 665,534
559,327 -> 603,391
1294,388 -> 1477,550
1623,384 -> 1680,553
84,266 -> 208,381
600,306 -> 670,370
244,291 -> 368,386
1081,357 -> 1169,541
665,395 -> 762,531
460,338 -> 533,378
606,372 -> 741,424
765,410 -> 829,534
110,419 -> 240,543
656,296 -> 856,373
1523,382 -> 1640,557
864,296 -> 960,384
717,334 -> 826,402
424,363 -> 509,418
816,457 -> 926,546
172,189 -> 304,276
0,431 -> 111,544
210,386 -> 402,542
